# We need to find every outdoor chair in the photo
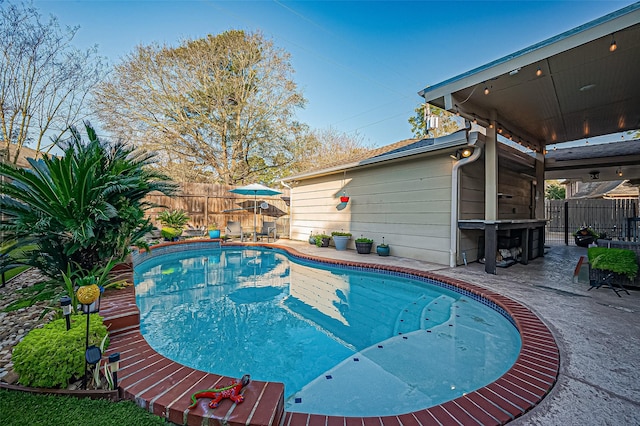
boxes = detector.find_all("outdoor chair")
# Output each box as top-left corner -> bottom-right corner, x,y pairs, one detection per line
256,221 -> 277,242
225,221 -> 244,242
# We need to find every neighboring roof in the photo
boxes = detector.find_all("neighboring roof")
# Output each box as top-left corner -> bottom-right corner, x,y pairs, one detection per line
419,3 -> 640,151
2,144 -> 48,169
283,130 -> 474,181
570,180 -> 639,199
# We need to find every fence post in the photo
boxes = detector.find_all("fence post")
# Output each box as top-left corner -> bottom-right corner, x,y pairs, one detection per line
564,201 -> 569,246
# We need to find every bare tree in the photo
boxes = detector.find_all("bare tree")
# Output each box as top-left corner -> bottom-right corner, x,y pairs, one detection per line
92,30 -> 306,185
0,0 -> 107,163
286,127 -> 373,176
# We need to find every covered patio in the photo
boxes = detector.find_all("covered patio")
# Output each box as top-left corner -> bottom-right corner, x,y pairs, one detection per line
419,2 -> 640,273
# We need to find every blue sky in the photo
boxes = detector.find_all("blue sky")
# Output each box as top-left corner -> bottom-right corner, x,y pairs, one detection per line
32,0 -> 636,148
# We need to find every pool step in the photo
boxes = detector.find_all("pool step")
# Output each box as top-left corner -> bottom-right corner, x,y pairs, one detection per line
393,294 -> 455,335
393,294 -> 430,335
420,294 -> 456,329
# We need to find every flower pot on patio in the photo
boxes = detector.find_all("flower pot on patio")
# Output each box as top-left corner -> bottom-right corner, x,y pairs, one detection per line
376,237 -> 390,256
355,241 -> 372,254
331,232 -> 351,251
208,229 -> 221,239
314,235 -> 331,247
376,244 -> 390,256
574,234 -> 594,247
332,235 -> 350,251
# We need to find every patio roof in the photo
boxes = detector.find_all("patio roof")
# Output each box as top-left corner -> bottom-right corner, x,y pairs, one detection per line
545,138 -> 640,183
419,3 -> 640,154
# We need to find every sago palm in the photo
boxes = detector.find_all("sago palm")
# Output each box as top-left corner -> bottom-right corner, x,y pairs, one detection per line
0,122 -> 175,280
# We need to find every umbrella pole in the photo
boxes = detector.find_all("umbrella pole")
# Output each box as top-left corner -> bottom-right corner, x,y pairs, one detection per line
253,193 -> 257,242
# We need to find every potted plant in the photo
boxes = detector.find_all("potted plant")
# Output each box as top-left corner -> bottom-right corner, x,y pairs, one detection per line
588,247 -> 638,280
574,227 -> 599,247
314,234 -> 331,247
331,231 -> 352,251
157,209 -> 190,241
208,223 -> 221,239
308,231 -> 316,245
355,236 -> 373,254
376,237 -> 390,256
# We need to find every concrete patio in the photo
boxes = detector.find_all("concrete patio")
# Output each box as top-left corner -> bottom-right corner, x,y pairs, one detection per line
277,240 -> 640,425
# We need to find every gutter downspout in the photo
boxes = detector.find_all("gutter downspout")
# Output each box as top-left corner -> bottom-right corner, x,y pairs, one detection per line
280,180 -> 293,239
450,133 -> 483,267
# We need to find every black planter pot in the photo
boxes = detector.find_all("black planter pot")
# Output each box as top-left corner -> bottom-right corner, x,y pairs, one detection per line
574,234 -> 594,247
320,237 -> 330,247
355,242 -> 372,254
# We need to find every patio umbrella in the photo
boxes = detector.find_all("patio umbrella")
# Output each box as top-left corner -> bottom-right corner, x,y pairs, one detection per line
229,183 -> 282,241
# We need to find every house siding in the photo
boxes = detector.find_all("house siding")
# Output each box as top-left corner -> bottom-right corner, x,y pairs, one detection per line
289,154 -> 454,265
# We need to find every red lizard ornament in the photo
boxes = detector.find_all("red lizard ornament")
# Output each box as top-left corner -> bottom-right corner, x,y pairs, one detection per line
189,374 -> 251,409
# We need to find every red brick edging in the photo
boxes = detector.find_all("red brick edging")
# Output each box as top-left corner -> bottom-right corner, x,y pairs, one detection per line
102,240 -> 559,426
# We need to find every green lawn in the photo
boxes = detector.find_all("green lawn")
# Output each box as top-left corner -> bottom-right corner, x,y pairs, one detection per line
2,265 -> 28,282
0,389 -> 170,425
1,242 -> 31,286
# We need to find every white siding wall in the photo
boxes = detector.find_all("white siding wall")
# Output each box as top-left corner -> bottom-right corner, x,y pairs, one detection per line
289,154 -> 454,265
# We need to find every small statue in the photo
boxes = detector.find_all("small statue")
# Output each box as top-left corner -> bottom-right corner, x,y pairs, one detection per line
188,374 -> 250,409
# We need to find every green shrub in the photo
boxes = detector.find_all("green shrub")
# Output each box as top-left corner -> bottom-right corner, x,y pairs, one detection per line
12,315 -> 109,388
0,123 -> 175,283
157,209 -> 190,229
314,234 -> 330,247
331,231 -> 352,237
588,247 -> 638,280
355,237 -> 373,243
160,227 -> 182,240
574,227 -> 599,238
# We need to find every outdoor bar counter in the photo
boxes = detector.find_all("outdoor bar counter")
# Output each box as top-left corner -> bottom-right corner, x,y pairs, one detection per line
458,219 -> 547,274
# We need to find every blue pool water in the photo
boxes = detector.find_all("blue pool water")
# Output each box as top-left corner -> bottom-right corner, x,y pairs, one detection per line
134,247 -> 521,417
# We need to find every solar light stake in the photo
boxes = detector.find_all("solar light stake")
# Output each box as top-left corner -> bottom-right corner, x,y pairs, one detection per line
108,352 -> 120,389
60,296 -> 72,331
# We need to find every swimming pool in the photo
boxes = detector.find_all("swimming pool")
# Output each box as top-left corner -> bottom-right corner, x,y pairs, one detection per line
134,245 -> 521,417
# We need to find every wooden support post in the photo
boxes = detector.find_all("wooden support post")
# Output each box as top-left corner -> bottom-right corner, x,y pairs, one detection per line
485,222 -> 497,274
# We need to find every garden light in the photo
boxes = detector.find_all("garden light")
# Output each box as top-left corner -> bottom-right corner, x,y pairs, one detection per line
60,296 -> 72,331
78,285 -> 102,314
83,345 -> 102,390
78,285 -> 103,389
108,352 -> 120,389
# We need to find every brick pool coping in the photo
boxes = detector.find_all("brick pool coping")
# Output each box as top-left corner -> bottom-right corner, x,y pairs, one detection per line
102,239 -> 559,426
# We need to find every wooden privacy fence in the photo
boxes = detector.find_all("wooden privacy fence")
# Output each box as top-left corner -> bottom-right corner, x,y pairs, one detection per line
545,198 -> 639,244
145,182 -> 290,235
